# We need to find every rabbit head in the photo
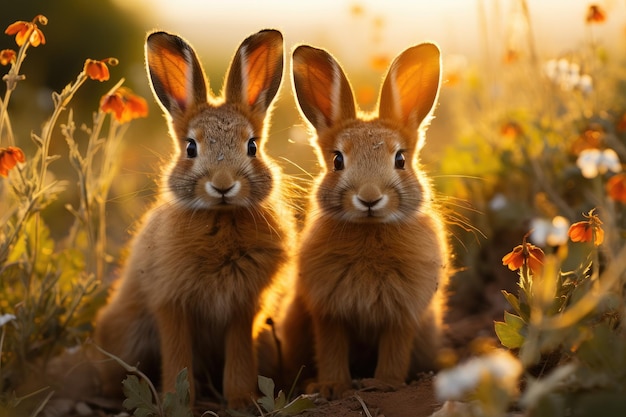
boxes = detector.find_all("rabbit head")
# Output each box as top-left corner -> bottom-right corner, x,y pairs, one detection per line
145,30 -> 284,210
292,43 -> 441,224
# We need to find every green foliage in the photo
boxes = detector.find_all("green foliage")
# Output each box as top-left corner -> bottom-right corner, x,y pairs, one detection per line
123,374 -> 160,417
122,369 -> 193,417
227,375 -> 315,417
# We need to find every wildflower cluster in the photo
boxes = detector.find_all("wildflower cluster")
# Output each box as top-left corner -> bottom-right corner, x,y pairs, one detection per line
544,58 -> 593,93
434,3 -> 626,416
0,14 -> 147,414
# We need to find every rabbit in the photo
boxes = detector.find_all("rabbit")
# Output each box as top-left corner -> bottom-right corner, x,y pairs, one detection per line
280,42 -> 450,399
92,29 -> 295,410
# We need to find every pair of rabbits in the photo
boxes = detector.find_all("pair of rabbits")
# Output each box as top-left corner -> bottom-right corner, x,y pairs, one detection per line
93,28 -> 449,410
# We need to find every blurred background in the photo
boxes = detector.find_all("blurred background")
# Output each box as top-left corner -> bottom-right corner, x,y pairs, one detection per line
2,0 -> 626,319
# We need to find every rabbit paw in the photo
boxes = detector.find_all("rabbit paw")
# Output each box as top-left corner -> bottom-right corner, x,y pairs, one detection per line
358,377 -> 404,392
306,380 -> 352,400
226,394 -> 255,411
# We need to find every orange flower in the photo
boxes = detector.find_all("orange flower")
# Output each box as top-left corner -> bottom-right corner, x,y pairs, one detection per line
100,87 -> 148,123
0,146 -> 26,177
500,121 -> 523,140
586,4 -> 606,24
0,49 -> 16,66
568,209 -> 604,246
607,173 -> 626,203
369,54 -> 390,72
5,15 -> 47,47
502,237 -> 545,276
503,49 -> 520,65
83,58 -> 118,82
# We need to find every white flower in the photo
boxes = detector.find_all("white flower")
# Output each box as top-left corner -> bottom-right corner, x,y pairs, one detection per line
576,148 -> 622,179
0,314 -> 16,327
530,216 -> 570,247
579,74 -> 593,94
434,350 -> 522,402
489,193 -> 508,211
544,58 -> 593,93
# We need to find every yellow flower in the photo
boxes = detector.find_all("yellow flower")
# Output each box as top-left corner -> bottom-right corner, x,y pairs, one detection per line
568,209 -> 604,246
0,146 -> 26,177
349,3 -> 365,17
502,237 -> 545,276
4,15 -> 47,47
0,49 -> 16,66
100,87 -> 148,123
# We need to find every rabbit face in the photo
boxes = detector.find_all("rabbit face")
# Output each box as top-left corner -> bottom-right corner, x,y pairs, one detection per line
167,105 -> 274,210
316,123 -> 424,223
146,30 -> 284,212
292,42 -> 441,225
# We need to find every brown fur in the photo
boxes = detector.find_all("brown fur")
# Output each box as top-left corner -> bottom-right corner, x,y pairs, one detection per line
280,43 -> 450,399
92,30 -> 295,409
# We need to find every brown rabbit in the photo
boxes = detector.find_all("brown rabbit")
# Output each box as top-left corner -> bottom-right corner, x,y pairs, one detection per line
93,29 -> 294,409
281,42 -> 450,399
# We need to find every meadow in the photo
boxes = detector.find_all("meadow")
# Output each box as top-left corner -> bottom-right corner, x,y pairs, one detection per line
1,2 -> 626,417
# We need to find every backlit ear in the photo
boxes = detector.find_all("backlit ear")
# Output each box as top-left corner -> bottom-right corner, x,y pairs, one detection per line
145,31 -> 208,117
292,45 -> 356,133
379,43 -> 441,136
225,29 -> 284,119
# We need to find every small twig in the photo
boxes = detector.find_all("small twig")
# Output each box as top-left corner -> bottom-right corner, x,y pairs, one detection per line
354,394 -> 373,417
28,390 -> 55,417
287,365 -> 306,402
90,341 -> 163,412
251,393 -> 265,416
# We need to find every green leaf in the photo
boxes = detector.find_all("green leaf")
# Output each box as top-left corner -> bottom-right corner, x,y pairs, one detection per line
175,368 -> 191,406
122,375 -> 159,417
275,390 -> 286,409
495,316 -> 525,349
501,290 -> 521,315
503,311 -> 525,329
163,368 -> 193,417
280,396 -> 316,415
258,395 -> 275,413
257,375 -> 275,399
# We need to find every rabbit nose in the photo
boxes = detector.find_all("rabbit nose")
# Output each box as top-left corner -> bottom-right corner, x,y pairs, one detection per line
358,197 -> 383,208
206,181 -> 242,198
212,184 -> 234,195
355,184 -> 387,210
206,171 -> 240,197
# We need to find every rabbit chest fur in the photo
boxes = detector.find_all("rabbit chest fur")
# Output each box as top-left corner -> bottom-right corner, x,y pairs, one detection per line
128,203 -> 288,323
298,214 -> 445,332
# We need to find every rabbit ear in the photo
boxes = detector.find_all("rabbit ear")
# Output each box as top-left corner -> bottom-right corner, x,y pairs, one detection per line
224,29 -> 284,118
145,31 -> 208,117
378,43 -> 441,137
292,45 -> 356,133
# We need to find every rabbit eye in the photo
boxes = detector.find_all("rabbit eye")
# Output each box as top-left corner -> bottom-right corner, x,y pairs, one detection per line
333,151 -> 344,171
395,151 -> 405,170
247,138 -> 257,157
186,139 -> 198,158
